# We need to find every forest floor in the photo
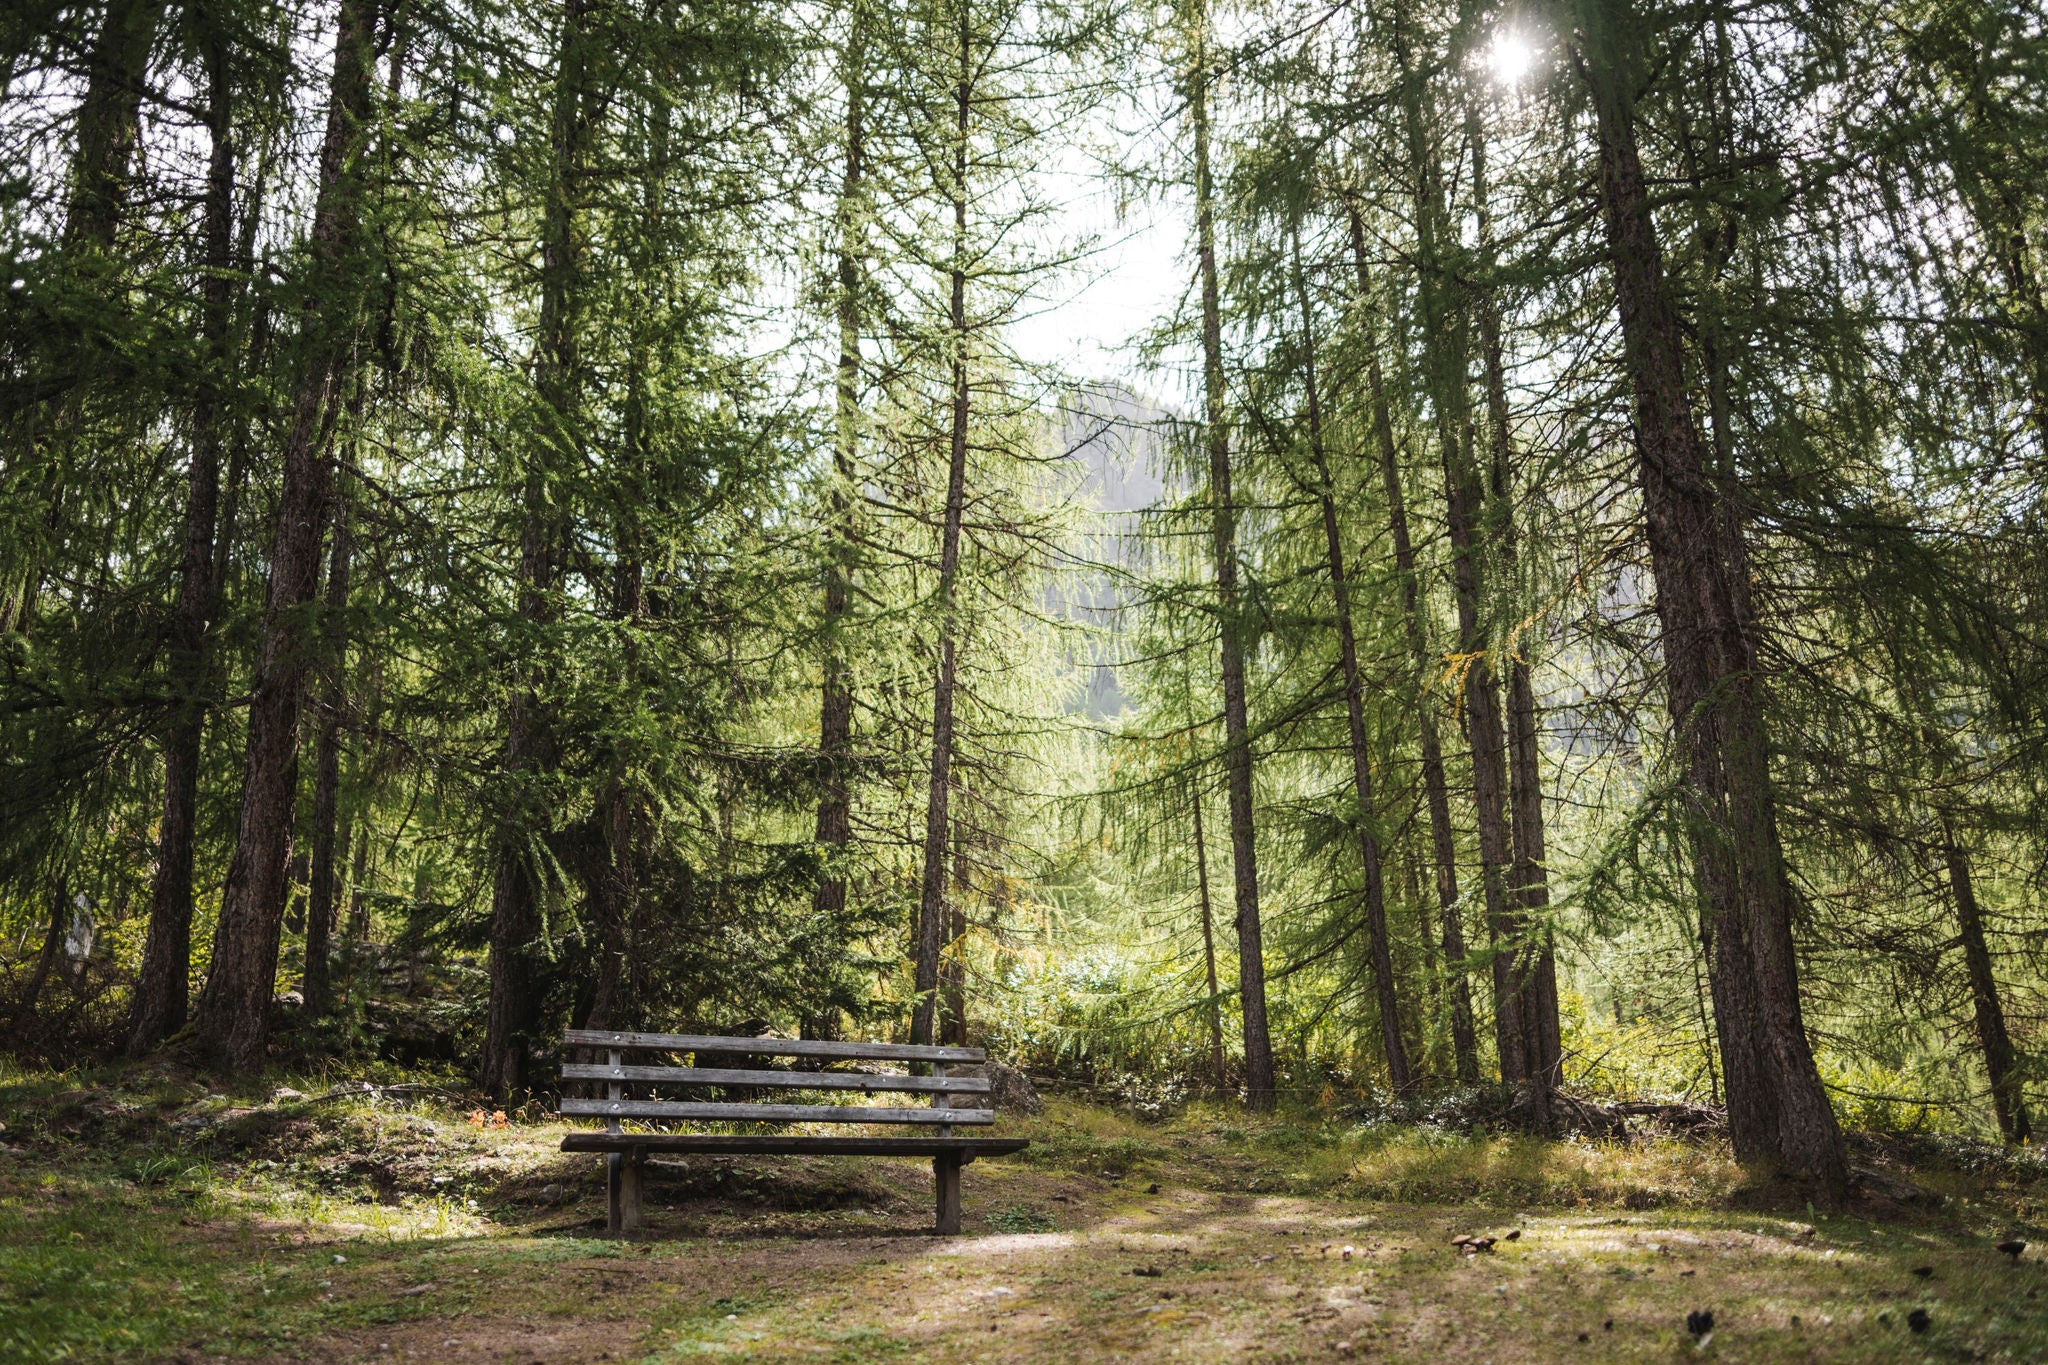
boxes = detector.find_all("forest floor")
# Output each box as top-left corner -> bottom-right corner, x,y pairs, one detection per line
3,1063 -> 2046,1363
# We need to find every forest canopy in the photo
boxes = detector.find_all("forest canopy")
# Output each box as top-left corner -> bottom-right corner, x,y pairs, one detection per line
4,0 -> 2046,1202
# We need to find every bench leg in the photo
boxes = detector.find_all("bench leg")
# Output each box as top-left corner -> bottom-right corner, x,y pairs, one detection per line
607,1152 -> 623,1235
934,1153 -> 962,1235
619,1149 -> 645,1233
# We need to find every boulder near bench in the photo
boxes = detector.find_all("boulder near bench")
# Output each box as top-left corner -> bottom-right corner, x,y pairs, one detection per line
557,1028 -> 1030,1235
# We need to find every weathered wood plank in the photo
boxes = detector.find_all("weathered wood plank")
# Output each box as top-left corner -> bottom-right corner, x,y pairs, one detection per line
560,1133 -> 1031,1157
562,1029 -> 984,1064
559,1098 -> 995,1125
559,1063 -> 989,1094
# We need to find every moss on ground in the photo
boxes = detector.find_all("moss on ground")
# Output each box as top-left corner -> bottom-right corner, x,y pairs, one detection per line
2,1066 -> 2044,1362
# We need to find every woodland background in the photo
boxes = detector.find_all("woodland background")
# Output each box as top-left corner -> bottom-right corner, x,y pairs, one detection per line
2,0 -> 2045,1199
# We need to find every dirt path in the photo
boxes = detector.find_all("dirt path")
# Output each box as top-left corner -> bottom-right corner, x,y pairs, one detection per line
249,1168 -> 2040,1363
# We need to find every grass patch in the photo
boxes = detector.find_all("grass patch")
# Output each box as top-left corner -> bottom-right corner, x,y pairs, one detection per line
1336,1128 -> 1742,1208
3,1064 -> 2046,1361
987,1204 -> 1056,1233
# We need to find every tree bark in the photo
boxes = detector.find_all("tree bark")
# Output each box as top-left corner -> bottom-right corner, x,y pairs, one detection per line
15,876 -> 69,1034
1346,205 -> 1479,1083
303,459 -> 354,1020
193,0 -> 376,1072
1290,230 -> 1411,1095
812,2 -> 864,1038
1187,22 -> 1274,1110
582,779 -> 636,1033
335,700 -> 375,1014
484,0 -> 590,1099
1468,108 -> 1561,1116
1573,0 -> 1847,1195
61,0 -> 166,253
1393,18 -> 1522,1089
1945,834 -> 2030,1143
128,22 -> 233,1054
582,1 -> 668,1038
943,776 -> 969,1047
910,0 -> 973,1048
1,0 -> 167,637
1191,782 -> 1227,1093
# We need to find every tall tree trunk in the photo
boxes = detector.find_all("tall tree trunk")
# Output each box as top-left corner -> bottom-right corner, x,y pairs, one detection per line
335,668 -> 377,1015
812,2 -> 864,1039
1393,17 -> 1523,1090
303,459 -> 354,1020
1944,832 -> 2030,1143
1188,19 -> 1275,1109
583,3 -> 668,1037
1939,46 -> 2048,462
585,528 -> 645,1035
484,0 -> 589,1100
943,776 -> 969,1047
910,0 -> 973,1048
583,776 -> 636,1033
1290,230 -> 1411,1095
1347,205 -> 1479,1082
62,0 -> 165,253
14,875 -> 69,1034
1191,782 -> 1227,1093
1,0 -> 167,637
1574,0 -> 1847,1195
193,0 -> 376,1072
128,22 -> 234,1053
1467,108 -> 1561,1116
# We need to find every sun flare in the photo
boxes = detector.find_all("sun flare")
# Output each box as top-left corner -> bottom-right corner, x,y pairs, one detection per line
1487,29 -> 1538,85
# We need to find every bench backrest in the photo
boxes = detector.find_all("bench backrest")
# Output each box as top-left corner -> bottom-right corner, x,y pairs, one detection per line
557,1029 -> 996,1132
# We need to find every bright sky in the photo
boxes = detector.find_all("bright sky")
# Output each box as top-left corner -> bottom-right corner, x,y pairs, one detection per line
1001,22 -> 1542,385
1006,162 -> 1192,385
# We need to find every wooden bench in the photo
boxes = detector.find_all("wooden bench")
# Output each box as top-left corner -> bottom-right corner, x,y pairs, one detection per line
557,1028 -> 1030,1235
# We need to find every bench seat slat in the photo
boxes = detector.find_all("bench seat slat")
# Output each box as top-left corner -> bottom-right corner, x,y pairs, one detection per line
560,1098 -> 994,1126
560,1064 -> 989,1094
561,1133 -> 1029,1157
563,1029 -> 984,1064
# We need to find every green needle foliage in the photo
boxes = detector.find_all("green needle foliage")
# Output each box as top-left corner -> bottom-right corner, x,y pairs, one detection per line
0,0 -> 2044,1179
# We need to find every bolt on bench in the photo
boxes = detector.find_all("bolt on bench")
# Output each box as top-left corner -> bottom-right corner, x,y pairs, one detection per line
557,1029 -> 1030,1235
